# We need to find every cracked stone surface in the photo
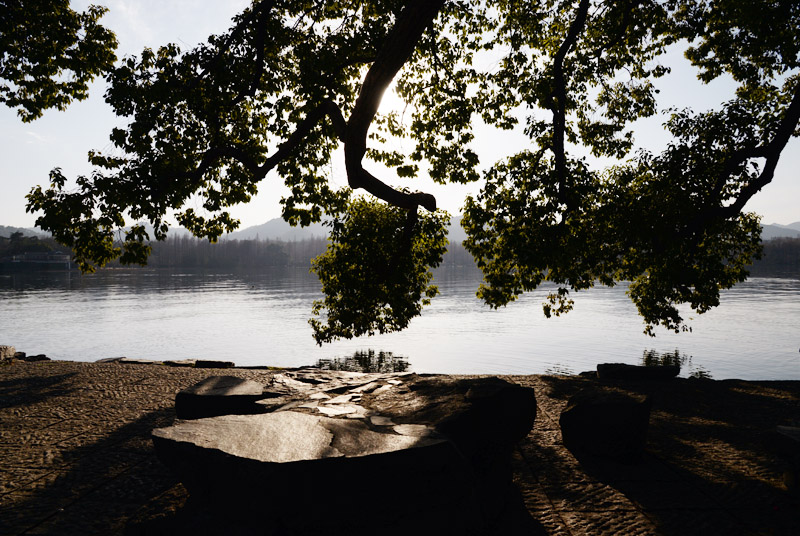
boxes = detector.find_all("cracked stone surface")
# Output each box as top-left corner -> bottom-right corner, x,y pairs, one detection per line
153,411 -> 445,462
151,372 -> 537,533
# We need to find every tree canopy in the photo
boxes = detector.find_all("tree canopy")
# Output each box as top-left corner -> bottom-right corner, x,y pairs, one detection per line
0,0 -> 117,121
18,0 -> 800,343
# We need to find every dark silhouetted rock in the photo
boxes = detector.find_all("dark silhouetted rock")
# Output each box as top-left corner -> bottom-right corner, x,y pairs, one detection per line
560,388 -> 651,463
362,375 -> 537,527
194,360 -> 234,369
175,376 -> 268,419
152,411 -> 481,534
22,354 -> 50,362
164,359 -> 196,367
153,373 -> 537,534
118,357 -> 162,365
596,362 -> 679,380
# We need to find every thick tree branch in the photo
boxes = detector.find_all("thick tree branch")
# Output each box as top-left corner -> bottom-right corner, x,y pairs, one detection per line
718,82 -> 800,219
177,99 -> 345,194
683,81 -> 800,244
551,0 -> 590,208
259,99 -> 346,174
183,1 -> 447,218
344,0 -> 445,213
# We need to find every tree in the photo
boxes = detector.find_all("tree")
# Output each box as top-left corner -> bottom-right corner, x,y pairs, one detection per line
23,0 -> 800,342
0,0 -> 117,121
1,231 -> 54,256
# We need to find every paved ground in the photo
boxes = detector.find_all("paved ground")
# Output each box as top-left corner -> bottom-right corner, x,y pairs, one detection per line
1,361 -> 798,535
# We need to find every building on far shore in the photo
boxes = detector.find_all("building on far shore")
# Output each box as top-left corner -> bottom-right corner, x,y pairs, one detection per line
0,252 -> 73,272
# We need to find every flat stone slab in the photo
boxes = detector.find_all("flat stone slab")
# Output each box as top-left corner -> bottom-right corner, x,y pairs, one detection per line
194,359 -> 235,369
777,425 -> 800,443
175,376 -> 268,419
18,353 -> 50,362
597,362 -> 680,380
164,359 -> 196,367
152,411 -> 477,532
154,411 -> 445,462
0,345 -> 15,360
154,373 -> 537,533
118,357 -> 163,365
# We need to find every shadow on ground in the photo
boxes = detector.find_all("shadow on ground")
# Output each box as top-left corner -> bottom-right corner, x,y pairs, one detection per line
534,375 -> 800,535
0,371 -> 78,410
2,405 -> 177,534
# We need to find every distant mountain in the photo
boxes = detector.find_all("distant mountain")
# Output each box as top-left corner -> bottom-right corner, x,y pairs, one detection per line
762,223 -> 800,240
181,218 -> 800,243
0,225 -> 48,238
225,215 -> 470,243
5,218 -> 792,243
770,221 -> 800,232
224,218 -> 328,241
119,222 -> 191,239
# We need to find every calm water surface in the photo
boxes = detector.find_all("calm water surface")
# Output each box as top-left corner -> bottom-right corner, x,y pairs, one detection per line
1,268 -> 798,380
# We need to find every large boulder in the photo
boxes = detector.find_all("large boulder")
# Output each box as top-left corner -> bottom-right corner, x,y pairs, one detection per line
175,376 -> 268,419
153,373 -> 537,534
0,345 -> 15,361
559,387 -> 651,463
364,375 -> 537,527
596,362 -> 679,380
21,353 -> 50,362
194,359 -> 235,369
152,411 -> 481,534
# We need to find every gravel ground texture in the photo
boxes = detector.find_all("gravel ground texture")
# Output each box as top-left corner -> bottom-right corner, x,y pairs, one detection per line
1,360 -> 798,535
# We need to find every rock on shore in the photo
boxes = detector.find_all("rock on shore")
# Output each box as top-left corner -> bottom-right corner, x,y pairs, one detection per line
152,372 -> 537,534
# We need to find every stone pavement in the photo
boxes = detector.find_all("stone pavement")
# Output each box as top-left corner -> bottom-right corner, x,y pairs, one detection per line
1,361 -> 798,535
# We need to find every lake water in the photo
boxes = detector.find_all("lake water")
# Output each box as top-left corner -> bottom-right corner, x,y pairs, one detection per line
1,268 -> 798,380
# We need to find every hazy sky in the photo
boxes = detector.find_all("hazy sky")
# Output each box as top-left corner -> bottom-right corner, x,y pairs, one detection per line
2,0 -> 798,230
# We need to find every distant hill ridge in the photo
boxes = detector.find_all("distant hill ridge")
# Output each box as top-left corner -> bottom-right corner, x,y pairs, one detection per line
225,218 -> 797,243
225,217 -> 469,242
0,225 -> 49,238
761,222 -> 800,240
223,218 -> 328,241
2,219 -> 797,242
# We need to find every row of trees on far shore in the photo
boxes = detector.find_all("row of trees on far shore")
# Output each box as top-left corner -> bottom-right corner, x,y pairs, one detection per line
93,235 -> 800,274
106,235 -> 477,271
0,232 -> 57,257
748,237 -> 800,275
3,232 -> 799,274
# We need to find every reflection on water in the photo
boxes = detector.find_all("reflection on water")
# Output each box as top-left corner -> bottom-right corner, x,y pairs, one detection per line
640,349 -> 712,380
543,364 -> 577,376
1,268 -> 798,380
315,350 -> 410,373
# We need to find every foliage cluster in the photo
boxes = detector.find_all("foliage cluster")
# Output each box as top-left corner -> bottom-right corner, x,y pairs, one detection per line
9,0 -> 800,341
310,198 -> 448,343
0,232 -> 61,257
0,0 -> 117,121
